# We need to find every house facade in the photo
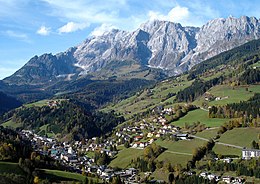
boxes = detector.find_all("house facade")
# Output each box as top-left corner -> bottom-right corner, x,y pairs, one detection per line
242,148 -> 260,159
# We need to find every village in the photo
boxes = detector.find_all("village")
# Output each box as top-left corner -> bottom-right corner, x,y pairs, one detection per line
18,105 -> 190,183
19,104 -> 260,184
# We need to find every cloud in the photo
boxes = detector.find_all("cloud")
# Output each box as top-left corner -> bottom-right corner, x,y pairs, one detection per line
5,30 -> 31,43
41,0 -> 122,22
90,23 -> 116,36
168,6 -> 190,22
148,5 -> 190,25
58,22 -> 89,33
40,0 -> 138,31
37,25 -> 51,36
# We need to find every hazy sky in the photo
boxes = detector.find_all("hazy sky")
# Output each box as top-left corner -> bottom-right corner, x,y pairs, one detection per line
0,0 -> 260,79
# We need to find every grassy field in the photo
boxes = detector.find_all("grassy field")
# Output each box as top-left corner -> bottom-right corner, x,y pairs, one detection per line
156,152 -> 191,166
217,128 -> 260,148
195,128 -> 219,139
38,124 -> 56,138
194,85 -> 260,106
156,139 -> 206,155
24,99 -> 49,108
24,99 -> 67,108
171,109 -> 228,127
252,61 -> 260,68
40,169 -> 87,182
109,148 -> 143,168
102,77 -> 193,118
0,162 -> 99,183
195,128 -> 259,157
1,119 -> 22,129
213,144 -> 241,157
0,162 -> 24,175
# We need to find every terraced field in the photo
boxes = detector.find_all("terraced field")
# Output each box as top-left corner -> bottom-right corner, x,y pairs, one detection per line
171,109 -> 228,127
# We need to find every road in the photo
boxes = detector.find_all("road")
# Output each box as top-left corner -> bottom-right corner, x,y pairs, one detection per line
190,135 -> 243,149
165,150 -> 193,156
199,107 -> 209,112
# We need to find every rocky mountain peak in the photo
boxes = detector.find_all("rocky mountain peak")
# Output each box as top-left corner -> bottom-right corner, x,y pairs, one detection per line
194,15 -> 260,63
4,16 -> 260,85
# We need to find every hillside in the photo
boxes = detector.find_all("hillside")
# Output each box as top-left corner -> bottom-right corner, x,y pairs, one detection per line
1,16 -> 260,108
103,38 -> 260,119
1,100 -> 124,141
0,91 -> 21,115
99,38 -> 260,182
1,24 -> 260,184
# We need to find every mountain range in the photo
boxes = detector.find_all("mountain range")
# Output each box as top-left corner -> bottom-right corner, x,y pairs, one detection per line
3,15 -> 260,86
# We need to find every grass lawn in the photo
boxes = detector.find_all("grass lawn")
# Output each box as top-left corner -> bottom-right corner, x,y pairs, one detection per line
195,128 -> 219,139
171,109 -> 228,127
156,139 -> 206,154
86,151 -> 95,159
213,144 -> 241,157
40,169 -> 99,183
102,79 -> 193,118
1,120 -> 22,129
38,124 -> 56,138
0,162 -> 24,175
109,148 -> 143,168
197,85 -> 260,106
24,99 -> 67,108
156,152 -> 191,166
217,128 -> 260,148
24,99 -> 49,108
252,61 -> 260,68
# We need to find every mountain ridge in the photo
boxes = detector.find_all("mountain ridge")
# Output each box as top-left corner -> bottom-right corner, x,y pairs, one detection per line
3,15 -> 260,86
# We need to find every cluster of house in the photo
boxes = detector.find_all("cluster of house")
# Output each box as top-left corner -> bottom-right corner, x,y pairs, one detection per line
221,176 -> 245,184
204,92 -> 229,101
116,116 -> 189,149
20,130 -> 142,183
199,172 -> 245,184
91,167 -> 138,182
199,172 -> 221,182
19,101 -> 260,184
47,100 -> 61,107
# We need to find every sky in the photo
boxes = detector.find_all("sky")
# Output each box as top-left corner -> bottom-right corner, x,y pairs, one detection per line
0,0 -> 260,79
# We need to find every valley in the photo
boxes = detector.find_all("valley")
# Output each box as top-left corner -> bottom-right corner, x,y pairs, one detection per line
0,15 -> 260,184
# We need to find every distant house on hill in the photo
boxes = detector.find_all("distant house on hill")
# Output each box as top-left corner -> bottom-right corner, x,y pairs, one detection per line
242,148 -> 260,159
176,133 -> 189,140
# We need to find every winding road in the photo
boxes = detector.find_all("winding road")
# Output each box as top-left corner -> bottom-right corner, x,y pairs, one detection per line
190,135 -> 243,149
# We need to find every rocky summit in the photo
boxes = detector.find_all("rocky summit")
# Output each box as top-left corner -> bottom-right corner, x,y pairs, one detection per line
4,16 -> 260,85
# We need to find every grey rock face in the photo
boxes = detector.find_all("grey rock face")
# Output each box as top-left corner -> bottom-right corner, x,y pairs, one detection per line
73,16 -> 260,75
190,16 -> 260,68
5,16 -> 260,84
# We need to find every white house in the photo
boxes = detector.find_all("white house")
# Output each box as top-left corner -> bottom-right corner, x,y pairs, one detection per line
101,168 -> 114,177
176,133 -> 189,140
68,147 -> 74,154
147,132 -> 154,138
139,142 -> 148,149
242,149 -> 260,159
222,176 -> 233,183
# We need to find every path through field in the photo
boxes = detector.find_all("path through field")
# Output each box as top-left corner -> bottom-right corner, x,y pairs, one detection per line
190,135 -> 243,149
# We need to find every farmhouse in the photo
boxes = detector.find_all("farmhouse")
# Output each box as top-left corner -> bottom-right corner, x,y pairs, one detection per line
242,148 -> 260,159
176,133 -> 189,140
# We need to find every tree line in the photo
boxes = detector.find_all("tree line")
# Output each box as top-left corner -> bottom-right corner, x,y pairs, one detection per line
176,77 -> 223,102
209,93 -> 260,124
1,100 -> 124,141
188,38 -> 260,78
